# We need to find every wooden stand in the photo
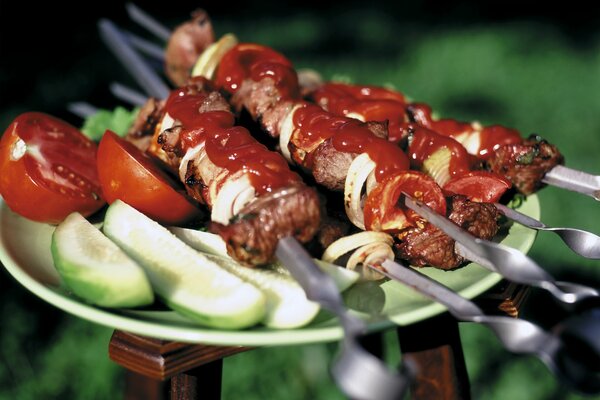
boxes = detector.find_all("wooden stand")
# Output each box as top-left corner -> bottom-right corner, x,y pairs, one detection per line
109,281 -> 529,400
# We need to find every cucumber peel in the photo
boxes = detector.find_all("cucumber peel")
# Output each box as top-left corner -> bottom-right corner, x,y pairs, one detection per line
103,200 -> 266,329
172,227 -> 360,291
204,254 -> 320,329
51,212 -> 154,308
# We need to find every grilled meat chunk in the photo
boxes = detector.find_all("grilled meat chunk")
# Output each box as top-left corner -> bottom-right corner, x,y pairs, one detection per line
310,139 -> 356,191
126,97 -> 165,151
395,195 -> 500,269
487,135 -> 564,195
165,10 -> 215,86
210,185 -> 321,265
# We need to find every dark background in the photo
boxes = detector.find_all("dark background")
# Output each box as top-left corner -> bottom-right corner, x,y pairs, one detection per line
1,1 -> 599,399
1,0 -> 598,127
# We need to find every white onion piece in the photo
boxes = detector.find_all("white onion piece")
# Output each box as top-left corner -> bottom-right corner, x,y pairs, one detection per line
344,153 -> 376,229
161,112 -> 176,132
346,242 -> 395,281
278,104 -> 301,163
232,185 -> 256,216
178,143 -> 205,183
191,33 -> 239,79
297,69 -> 323,93
344,111 -> 366,122
211,175 -> 254,225
459,131 -> 482,156
322,231 -> 393,264
365,170 -> 378,195
463,132 -> 482,155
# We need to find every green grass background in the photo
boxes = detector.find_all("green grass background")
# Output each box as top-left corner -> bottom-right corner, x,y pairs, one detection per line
1,4 -> 599,399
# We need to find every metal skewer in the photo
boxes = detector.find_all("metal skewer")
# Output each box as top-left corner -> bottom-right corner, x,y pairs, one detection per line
403,195 -> 599,309
542,165 -> 600,201
67,102 -> 98,119
276,238 -> 413,400
376,260 -> 600,395
495,202 -> 600,259
109,82 -> 148,107
123,30 -> 166,61
98,19 -> 170,99
125,3 -> 171,42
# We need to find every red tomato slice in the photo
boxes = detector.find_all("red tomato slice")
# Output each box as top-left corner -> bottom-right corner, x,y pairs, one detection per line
443,171 -> 512,203
364,171 -> 446,233
0,112 -> 105,223
97,130 -> 202,225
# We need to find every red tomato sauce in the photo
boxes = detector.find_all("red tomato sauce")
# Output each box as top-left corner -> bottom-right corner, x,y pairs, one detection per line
409,103 -> 521,159
312,82 -> 408,143
215,43 -> 299,99
293,103 -> 409,181
164,81 -> 298,195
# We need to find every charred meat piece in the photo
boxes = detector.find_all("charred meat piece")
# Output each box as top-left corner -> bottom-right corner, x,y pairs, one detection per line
395,195 -> 500,270
126,97 -> 165,151
165,10 -> 215,86
448,195 -> 500,240
317,215 -> 350,250
309,139 -> 356,191
230,77 -> 294,137
210,185 -> 321,266
395,223 -> 461,270
487,135 -> 564,195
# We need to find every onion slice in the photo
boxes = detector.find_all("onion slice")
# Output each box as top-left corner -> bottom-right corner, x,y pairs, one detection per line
211,174 -> 255,225
178,143 -> 205,183
278,104 -> 302,162
344,153 -> 376,229
191,33 -> 239,79
323,231 -> 394,281
346,242 -> 395,281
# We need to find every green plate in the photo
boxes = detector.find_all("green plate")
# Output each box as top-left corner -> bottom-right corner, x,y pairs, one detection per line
0,196 -> 539,346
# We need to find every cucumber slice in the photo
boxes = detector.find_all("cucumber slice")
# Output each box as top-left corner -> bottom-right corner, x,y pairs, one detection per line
103,200 -> 266,329
171,227 -> 360,291
169,227 -> 230,258
203,254 -> 320,329
51,212 -> 154,308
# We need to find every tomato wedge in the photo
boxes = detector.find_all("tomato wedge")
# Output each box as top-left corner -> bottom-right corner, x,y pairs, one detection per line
443,171 -> 512,203
97,130 -> 202,225
0,112 -> 105,223
364,171 -> 446,233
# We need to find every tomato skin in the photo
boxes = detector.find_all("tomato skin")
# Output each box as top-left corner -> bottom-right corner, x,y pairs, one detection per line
0,113 -> 105,224
443,171 -> 512,203
97,130 -> 202,225
364,171 -> 446,233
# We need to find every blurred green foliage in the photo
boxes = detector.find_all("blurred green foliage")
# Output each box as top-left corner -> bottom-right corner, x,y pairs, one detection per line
81,107 -> 139,140
1,7 -> 599,400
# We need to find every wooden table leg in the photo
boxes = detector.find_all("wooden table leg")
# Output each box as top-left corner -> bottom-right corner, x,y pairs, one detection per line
170,360 -> 223,400
397,312 -> 470,400
396,281 -> 530,400
124,369 -> 168,400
